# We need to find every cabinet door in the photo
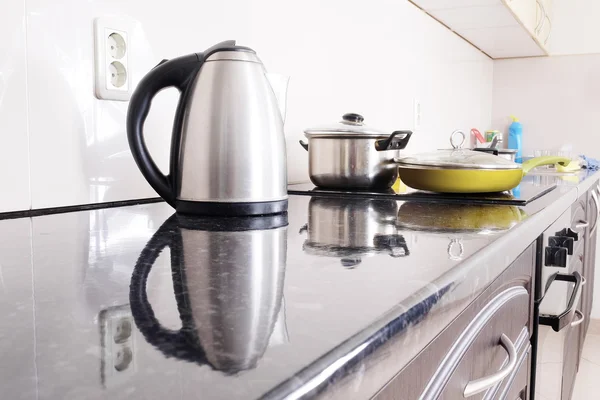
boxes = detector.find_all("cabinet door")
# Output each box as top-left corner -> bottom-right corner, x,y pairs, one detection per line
505,0 -> 537,33
433,289 -> 529,400
534,0 -> 552,45
563,247 -> 584,399
494,347 -> 531,400
571,194 -> 587,246
582,186 -> 599,343
373,244 -> 535,400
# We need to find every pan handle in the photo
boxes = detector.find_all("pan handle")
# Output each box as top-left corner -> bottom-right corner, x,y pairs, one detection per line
521,156 -> 570,176
375,131 -> 412,151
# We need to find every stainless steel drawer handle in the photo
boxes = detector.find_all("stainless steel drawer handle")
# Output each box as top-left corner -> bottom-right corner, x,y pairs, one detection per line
571,310 -> 585,327
463,334 -> 517,398
576,220 -> 590,229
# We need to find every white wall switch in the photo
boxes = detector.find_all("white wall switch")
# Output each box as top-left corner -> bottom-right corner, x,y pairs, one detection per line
94,17 -> 134,101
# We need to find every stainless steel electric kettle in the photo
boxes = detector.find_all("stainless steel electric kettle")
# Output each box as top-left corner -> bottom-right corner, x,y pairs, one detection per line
127,40 -> 288,216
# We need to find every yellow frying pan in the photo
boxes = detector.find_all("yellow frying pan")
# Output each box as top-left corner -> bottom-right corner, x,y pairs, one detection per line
397,156 -> 569,193
396,131 -> 570,193
396,130 -> 570,193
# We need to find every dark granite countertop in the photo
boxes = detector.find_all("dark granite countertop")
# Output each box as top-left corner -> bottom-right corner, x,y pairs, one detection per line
1,170 -> 598,400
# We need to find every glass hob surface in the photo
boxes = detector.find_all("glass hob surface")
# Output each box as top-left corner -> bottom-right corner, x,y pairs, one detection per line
288,182 -> 557,205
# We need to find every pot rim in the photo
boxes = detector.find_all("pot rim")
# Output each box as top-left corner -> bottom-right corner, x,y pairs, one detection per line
303,131 -> 391,139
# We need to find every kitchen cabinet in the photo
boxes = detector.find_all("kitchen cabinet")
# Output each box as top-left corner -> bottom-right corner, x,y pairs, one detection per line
508,0 -> 537,32
409,0 -> 551,58
373,244 -> 535,400
562,243 -> 584,400
535,0 -> 553,48
580,183 -> 599,357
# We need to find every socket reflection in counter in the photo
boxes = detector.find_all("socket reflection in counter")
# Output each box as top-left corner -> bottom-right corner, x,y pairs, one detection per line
129,213 -> 288,374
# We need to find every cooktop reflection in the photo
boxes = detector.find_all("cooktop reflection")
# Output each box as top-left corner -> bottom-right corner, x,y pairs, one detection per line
288,182 -> 557,205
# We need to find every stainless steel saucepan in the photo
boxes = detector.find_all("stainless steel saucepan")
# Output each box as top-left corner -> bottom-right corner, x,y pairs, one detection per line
301,113 -> 412,190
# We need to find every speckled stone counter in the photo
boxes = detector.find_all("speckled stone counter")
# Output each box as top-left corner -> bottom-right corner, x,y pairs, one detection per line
0,171 -> 598,400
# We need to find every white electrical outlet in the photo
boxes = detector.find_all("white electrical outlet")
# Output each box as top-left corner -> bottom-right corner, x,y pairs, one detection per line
94,17 -> 134,101
413,99 -> 422,131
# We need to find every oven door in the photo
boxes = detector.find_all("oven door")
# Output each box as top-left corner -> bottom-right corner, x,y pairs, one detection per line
535,255 -> 584,400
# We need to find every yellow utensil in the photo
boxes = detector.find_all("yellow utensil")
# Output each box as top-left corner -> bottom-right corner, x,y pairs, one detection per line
398,156 -> 570,193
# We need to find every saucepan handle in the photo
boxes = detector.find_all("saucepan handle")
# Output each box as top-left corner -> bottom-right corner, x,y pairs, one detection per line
375,130 -> 413,151
473,148 -> 499,156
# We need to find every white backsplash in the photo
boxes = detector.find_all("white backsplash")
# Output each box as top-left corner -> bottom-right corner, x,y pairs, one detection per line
1,0 -> 30,211
0,0 -> 493,212
492,54 -> 600,156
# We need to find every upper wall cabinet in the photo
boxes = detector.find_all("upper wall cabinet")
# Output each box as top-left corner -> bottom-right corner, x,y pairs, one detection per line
410,0 -> 552,59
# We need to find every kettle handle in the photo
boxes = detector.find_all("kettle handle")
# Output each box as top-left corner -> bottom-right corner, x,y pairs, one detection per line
129,214 -> 210,365
126,54 -> 203,207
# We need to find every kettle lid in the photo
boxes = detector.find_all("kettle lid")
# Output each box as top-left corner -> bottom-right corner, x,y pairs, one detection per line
201,40 -> 256,59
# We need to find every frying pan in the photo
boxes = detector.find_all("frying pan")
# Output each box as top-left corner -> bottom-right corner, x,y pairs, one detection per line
396,130 -> 570,193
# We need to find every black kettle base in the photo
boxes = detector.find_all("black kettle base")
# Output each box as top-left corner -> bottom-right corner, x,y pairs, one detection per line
176,199 -> 288,217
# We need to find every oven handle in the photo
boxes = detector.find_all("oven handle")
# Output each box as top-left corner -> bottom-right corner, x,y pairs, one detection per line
463,333 -> 517,398
539,271 -> 583,332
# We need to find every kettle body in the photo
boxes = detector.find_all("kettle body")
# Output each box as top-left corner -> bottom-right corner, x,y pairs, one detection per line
127,41 -> 288,216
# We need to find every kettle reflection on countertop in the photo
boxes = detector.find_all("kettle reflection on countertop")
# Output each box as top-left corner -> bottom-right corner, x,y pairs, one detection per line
300,197 -> 409,268
129,213 -> 288,374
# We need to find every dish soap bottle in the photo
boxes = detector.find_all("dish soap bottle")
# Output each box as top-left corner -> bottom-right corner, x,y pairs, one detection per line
508,116 -> 522,162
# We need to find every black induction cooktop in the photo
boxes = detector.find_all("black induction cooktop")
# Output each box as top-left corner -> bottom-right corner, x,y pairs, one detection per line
288,182 -> 557,205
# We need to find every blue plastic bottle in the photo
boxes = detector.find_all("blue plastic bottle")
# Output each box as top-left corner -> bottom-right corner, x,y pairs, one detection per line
508,116 -> 522,163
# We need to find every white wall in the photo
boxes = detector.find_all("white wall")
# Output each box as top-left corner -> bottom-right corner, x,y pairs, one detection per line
550,0 -> 600,55
0,0 -> 493,212
492,54 -> 600,156
1,0 -> 30,211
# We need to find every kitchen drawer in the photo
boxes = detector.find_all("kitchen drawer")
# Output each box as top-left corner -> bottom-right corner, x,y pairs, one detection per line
493,346 -> 530,400
374,244 -> 535,400
426,287 -> 529,400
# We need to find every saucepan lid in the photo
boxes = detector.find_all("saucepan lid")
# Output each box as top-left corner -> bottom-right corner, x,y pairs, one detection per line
395,130 -> 521,170
304,113 -> 392,139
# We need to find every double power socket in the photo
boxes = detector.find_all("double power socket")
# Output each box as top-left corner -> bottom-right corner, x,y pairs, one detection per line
94,17 -> 133,101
